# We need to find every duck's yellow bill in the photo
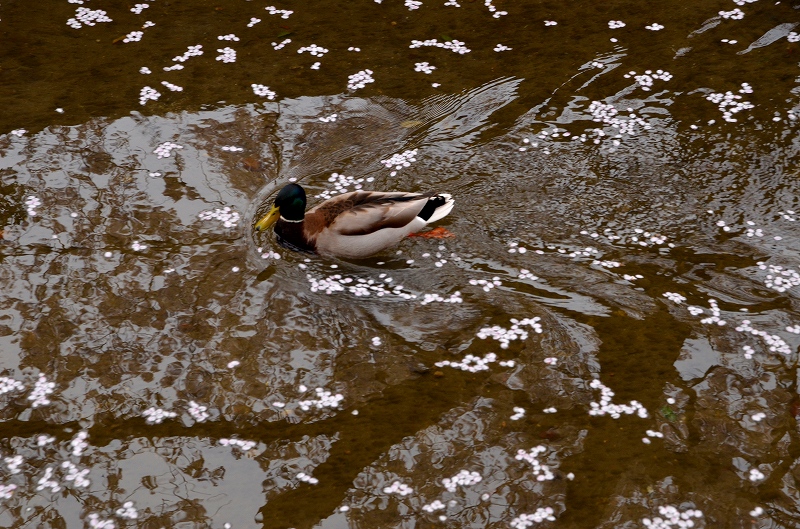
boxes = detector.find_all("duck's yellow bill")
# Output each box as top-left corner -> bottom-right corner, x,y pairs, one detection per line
254,205 -> 280,231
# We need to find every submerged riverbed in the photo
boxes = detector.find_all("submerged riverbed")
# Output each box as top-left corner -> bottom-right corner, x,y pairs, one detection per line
1,0 -> 800,528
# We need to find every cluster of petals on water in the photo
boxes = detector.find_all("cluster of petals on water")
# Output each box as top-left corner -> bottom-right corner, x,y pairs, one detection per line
734,320 -> 792,355
220,438 -> 257,450
188,401 -> 210,422
483,0 -> 507,18
70,431 -> 89,456
161,81 -> 183,92
719,8 -> 745,19
749,467 -> 765,481
757,262 -> 800,293
514,446 -> 555,481
663,292 -> 687,304
25,195 -> 41,216
414,61 -> 436,74
511,507 -> 557,527
297,471 -> 319,485
67,7 -> 112,29
115,502 -> 139,520
477,318 -> 543,349
143,407 -> 178,424
383,480 -> 414,495
314,172 -> 373,200
624,69 -> 673,91
510,406 -> 525,420
442,469 -> 482,492
29,374 -> 56,408
435,352 -> 502,373
265,6 -> 293,19
588,379 -> 648,418
642,429 -> 665,444
86,513 -> 115,529
422,499 -> 446,512
139,86 -> 161,105
298,44 -> 328,57
252,84 -> 277,99
61,461 -> 91,487
298,388 -> 344,411
705,84 -> 755,123
122,31 -> 143,43
198,207 -> 241,228
216,47 -> 237,63
381,149 -> 417,175
409,39 -> 471,54
347,70 -> 375,90
172,44 -> 204,63
642,506 -> 703,528
0,376 -> 25,396
153,141 -> 183,158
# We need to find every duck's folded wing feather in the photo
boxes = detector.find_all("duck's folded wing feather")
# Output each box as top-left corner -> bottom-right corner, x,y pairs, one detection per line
306,191 -> 430,237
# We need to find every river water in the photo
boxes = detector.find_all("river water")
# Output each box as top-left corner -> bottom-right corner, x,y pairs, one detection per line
1,1 -> 800,528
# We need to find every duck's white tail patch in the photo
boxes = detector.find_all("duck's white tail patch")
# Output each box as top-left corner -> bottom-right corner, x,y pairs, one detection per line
426,193 -> 455,224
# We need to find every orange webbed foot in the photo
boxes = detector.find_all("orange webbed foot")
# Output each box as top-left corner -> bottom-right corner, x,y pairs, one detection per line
408,226 -> 455,239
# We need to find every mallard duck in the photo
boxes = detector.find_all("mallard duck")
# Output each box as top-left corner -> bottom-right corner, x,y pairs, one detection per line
254,183 -> 455,259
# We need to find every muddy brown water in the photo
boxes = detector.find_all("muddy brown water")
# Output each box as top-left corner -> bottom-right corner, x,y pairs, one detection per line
1,1 -> 800,528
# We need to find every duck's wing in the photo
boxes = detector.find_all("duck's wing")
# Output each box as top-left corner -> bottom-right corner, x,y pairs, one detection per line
305,191 -> 432,237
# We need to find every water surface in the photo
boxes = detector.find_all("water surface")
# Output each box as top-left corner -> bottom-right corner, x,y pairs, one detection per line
1,1 -> 800,528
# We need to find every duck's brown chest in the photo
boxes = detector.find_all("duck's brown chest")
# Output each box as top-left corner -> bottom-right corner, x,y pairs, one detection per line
275,220 -> 316,253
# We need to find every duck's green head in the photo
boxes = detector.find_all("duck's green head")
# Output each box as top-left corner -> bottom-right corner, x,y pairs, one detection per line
254,183 -> 307,231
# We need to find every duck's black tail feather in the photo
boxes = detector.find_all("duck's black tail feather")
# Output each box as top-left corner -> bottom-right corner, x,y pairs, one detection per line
417,194 -> 455,222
